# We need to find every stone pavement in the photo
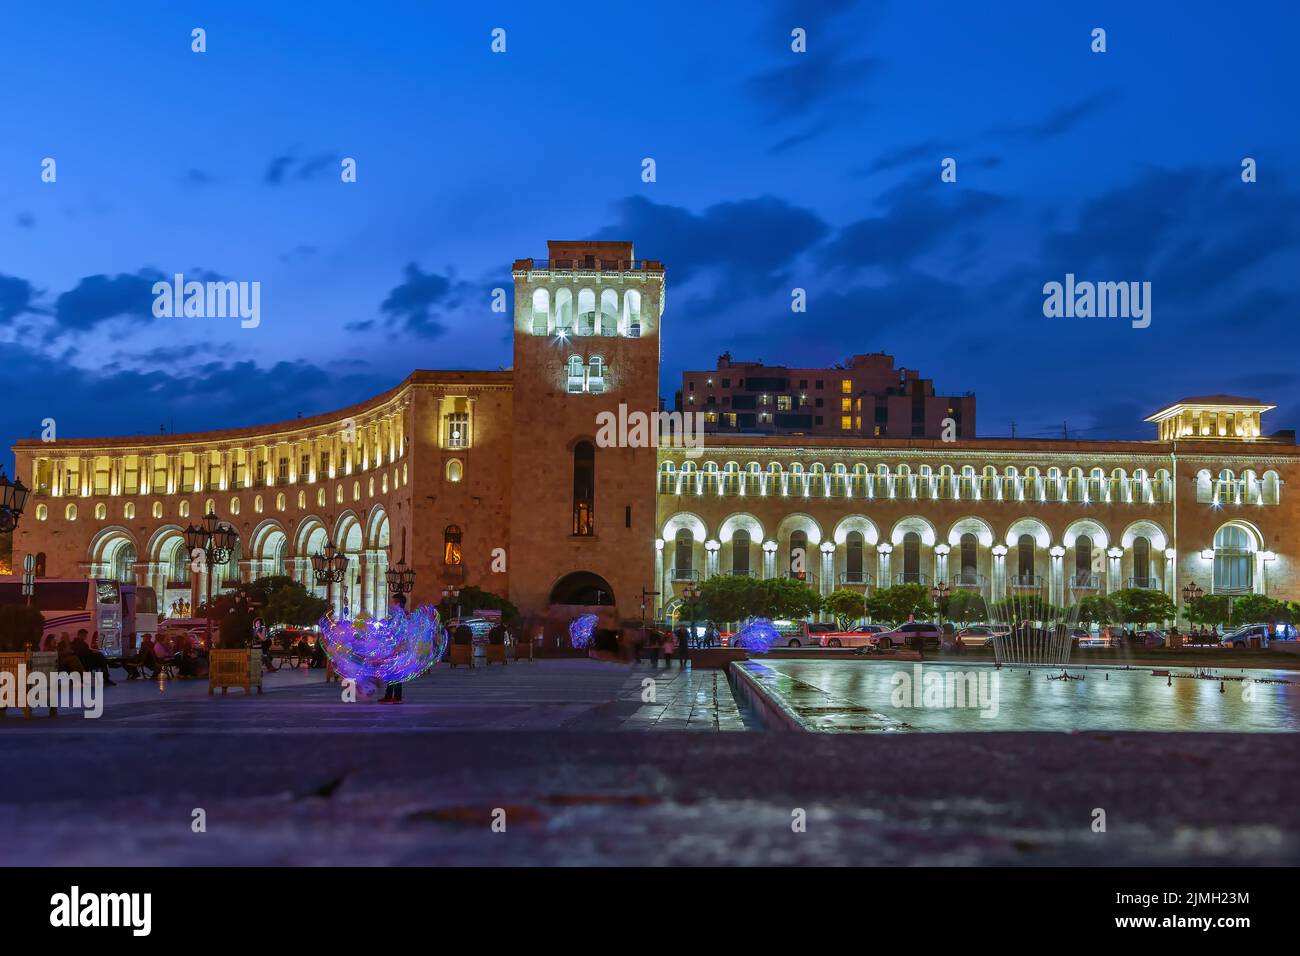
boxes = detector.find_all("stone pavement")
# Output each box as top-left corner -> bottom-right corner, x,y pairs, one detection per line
0,658 -> 745,733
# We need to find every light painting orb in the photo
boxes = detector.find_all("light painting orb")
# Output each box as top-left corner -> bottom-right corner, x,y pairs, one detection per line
317,605 -> 448,685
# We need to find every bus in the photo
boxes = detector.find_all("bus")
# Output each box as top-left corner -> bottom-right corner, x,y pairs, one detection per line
0,577 -> 158,657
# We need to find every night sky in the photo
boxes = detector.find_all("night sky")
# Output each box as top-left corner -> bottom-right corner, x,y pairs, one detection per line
2,0 -> 1297,472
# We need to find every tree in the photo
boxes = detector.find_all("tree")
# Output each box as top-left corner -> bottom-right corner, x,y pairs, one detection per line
864,584 -> 935,626
0,604 -> 45,652
942,590 -> 987,625
1229,593 -> 1288,626
262,584 -> 330,628
1110,588 -> 1177,627
823,588 -> 866,628
1185,594 -> 1230,629
1075,595 -> 1121,626
698,574 -> 763,625
441,585 -> 520,624
988,594 -> 1062,625
754,577 -> 822,621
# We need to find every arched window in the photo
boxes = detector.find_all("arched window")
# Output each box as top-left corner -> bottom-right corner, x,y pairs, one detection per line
959,533 -> 978,586
230,497 -> 240,516
1017,534 -> 1035,584
722,462 -> 741,496
576,288 -> 596,335
572,441 -> 595,536
443,525 -> 463,565
152,501 -> 163,519
179,501 -> 190,518
1074,535 -> 1094,587
113,543 -> 136,583
446,459 -> 463,483
902,531 -> 921,583
789,530 -> 808,580
1133,536 -> 1152,588
277,493 -> 286,511
566,355 -> 585,393
731,529 -> 751,575
599,289 -> 618,336
1213,525 -> 1253,593
554,288 -> 573,333
587,356 -> 605,393
674,529 -> 694,579
168,541 -> 187,585
531,288 -> 549,335
94,502 -> 106,520
845,531 -> 865,584
36,503 -> 48,521
623,289 -> 642,337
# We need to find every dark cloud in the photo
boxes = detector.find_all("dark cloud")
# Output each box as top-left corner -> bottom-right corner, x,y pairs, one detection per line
378,263 -> 476,339
0,274 -> 39,323
821,179 -> 1007,271
996,90 -> 1118,141
596,195 -> 829,291
747,53 -> 880,123
264,152 -> 339,185
52,270 -> 166,332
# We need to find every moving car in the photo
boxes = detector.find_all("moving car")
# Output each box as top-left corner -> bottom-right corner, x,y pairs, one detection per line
875,621 -> 943,651
821,624 -> 888,648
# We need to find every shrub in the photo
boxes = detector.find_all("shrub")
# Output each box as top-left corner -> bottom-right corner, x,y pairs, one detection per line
0,604 -> 44,652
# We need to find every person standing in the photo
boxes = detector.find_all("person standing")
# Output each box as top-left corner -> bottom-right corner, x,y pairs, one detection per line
381,594 -> 408,704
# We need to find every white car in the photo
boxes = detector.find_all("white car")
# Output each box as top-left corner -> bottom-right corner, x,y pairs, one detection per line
820,624 -> 888,648
954,624 -> 1010,647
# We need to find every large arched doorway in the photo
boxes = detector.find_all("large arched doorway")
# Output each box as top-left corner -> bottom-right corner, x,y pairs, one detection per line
549,571 -> 616,607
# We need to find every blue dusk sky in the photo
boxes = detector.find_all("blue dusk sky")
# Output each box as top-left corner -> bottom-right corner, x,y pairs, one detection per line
1,0 -> 1297,471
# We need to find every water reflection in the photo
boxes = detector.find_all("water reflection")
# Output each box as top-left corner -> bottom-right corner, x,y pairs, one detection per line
740,660 -> 1300,733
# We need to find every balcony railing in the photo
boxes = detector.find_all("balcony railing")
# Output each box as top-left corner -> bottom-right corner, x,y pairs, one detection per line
894,572 -> 931,586
672,568 -> 699,582
1127,576 -> 1160,590
951,571 -> 986,588
838,571 -> 874,586
1010,574 -> 1043,589
723,570 -> 757,578
786,571 -> 817,586
518,258 -> 661,273
1069,573 -> 1100,590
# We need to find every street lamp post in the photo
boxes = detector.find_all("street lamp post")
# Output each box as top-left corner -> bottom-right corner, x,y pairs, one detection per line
184,510 -> 238,650
311,536 -> 349,617
1181,581 -> 1205,630
386,554 -> 415,610
930,581 -> 951,626
0,468 -> 30,534
441,585 -> 462,624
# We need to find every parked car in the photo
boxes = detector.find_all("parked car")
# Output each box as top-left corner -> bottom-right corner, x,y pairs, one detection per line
875,621 -> 943,651
954,624 -> 1010,647
1222,624 -> 1269,648
821,624 -> 888,648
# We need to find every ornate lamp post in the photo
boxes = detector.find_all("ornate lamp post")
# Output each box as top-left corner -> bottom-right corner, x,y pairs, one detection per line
681,582 -> 701,649
0,468 -> 30,534
1181,581 -> 1205,631
386,554 -> 415,598
930,581 -> 951,625
441,585 -> 462,624
184,509 -> 238,649
311,536 -> 349,615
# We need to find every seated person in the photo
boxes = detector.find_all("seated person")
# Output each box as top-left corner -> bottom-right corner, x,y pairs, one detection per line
56,636 -> 85,673
71,631 -> 116,686
488,623 -> 506,645
309,639 -> 326,668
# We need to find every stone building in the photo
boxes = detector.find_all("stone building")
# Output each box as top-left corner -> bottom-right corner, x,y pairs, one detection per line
8,240 -> 1298,633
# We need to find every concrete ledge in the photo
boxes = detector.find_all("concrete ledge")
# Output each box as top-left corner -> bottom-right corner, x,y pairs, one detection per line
727,661 -> 807,732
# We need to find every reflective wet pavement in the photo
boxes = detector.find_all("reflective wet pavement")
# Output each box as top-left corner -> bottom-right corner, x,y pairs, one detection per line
737,659 -> 1300,732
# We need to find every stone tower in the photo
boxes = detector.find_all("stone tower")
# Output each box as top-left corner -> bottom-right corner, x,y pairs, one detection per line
508,240 -> 664,626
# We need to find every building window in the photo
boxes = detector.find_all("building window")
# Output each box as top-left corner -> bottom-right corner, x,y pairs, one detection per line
674,529 -> 694,579
777,395 -> 792,411
1017,534 -> 1035,583
567,355 -> 585,393
1074,535 -> 1093,586
732,529 -> 751,575
789,530 -> 808,579
587,356 -> 605,394
840,416 -> 851,430
1133,536 -> 1152,587
959,533 -> 978,585
846,531 -> 865,583
443,525 -> 463,565
446,459 -> 463,482
319,452 -> 331,476
841,379 -> 852,394
902,532 -> 921,582
572,441 -> 595,536
36,503 -> 48,521
445,412 -> 470,448
1213,525 -> 1253,594
301,454 -> 311,480
840,397 -> 851,412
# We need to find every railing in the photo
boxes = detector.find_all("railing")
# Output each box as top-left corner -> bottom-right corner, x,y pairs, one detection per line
952,571 -> 986,587
165,580 -> 191,590
1009,574 -> 1043,588
723,570 -> 757,578
838,571 -> 873,586
894,572 -> 931,586
1127,576 -> 1160,590
1069,573 -> 1100,590
672,568 -> 698,582
518,258 -> 661,272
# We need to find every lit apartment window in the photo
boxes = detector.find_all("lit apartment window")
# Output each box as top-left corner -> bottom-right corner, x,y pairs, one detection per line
841,416 -> 851,430
841,397 -> 851,412
319,452 -> 330,476
725,413 -> 737,427
301,454 -> 311,479
841,379 -> 852,394
777,395 -> 792,411
278,458 -> 289,482
855,416 -> 862,430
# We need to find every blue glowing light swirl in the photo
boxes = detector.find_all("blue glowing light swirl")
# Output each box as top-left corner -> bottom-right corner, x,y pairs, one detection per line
317,605 -> 448,684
